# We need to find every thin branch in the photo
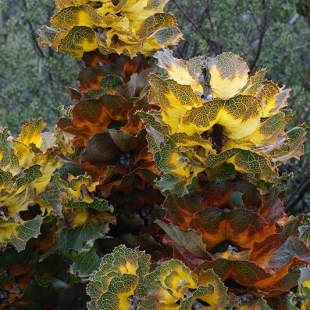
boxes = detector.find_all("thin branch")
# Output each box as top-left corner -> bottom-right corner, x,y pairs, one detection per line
21,0 -> 46,58
285,177 -> 310,215
249,0 -> 286,71
242,16 -> 253,54
279,41 -> 310,55
171,0 -> 222,54
291,77 -> 310,102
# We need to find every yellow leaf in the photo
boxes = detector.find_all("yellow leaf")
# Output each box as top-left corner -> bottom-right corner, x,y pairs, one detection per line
208,52 -> 249,99
181,95 -> 261,139
0,219 -> 19,244
2,188 -> 33,217
32,153 -> 62,194
58,26 -> 98,58
155,49 -> 203,93
17,119 -> 45,149
67,174 -> 98,202
149,74 -> 202,134
119,261 -> 138,275
11,141 -> 34,168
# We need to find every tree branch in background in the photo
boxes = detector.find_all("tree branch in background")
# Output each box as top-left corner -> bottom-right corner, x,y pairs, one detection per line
171,0 -> 222,54
285,177 -> 310,215
248,0 -> 286,71
292,77 -> 310,103
21,0 -> 46,58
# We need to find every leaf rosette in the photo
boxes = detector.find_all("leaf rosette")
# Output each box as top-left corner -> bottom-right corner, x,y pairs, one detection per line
87,245 -> 232,309
138,50 -> 307,195
0,119 -> 61,251
38,0 -> 183,58
158,188 -> 310,299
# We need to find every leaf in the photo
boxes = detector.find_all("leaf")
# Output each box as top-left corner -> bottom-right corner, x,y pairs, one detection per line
269,125 -> 306,164
197,259 -> 271,287
57,94 -> 133,146
143,259 -> 197,304
181,94 -> 261,139
163,194 -> 203,229
228,150 -> 275,175
63,197 -> 112,212
207,52 -> 249,99
13,280 -> 58,308
71,246 -> 101,278
117,69 -> 152,99
57,222 -> 110,257
189,207 -> 269,250
80,132 -> 119,165
236,296 -> 271,310
268,237 -> 310,268
0,216 -> 43,252
299,218 -> 310,247
87,245 -> 151,308
155,220 -> 212,259
101,75 -> 124,95
40,2 -> 182,58
17,119 -> 45,149
154,49 -> 203,93
148,74 -> 202,134
249,216 -> 304,263
195,269 -> 231,308
152,140 -> 204,196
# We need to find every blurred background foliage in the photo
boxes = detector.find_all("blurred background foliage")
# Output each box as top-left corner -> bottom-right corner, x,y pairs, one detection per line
0,0 -> 78,134
0,0 -> 309,212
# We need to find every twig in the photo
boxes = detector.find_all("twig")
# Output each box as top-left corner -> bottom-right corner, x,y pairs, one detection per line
171,0 -> 222,54
249,0 -> 286,71
291,77 -> 310,102
285,177 -> 310,215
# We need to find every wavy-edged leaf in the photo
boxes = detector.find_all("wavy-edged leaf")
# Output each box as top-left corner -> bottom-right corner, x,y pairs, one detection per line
155,49 -> 202,93
0,216 -> 43,252
182,94 -> 261,139
189,207 -> 269,250
87,245 -> 150,307
207,52 -> 249,99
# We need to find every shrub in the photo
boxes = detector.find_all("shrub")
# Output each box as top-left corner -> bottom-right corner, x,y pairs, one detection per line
0,0 -> 309,309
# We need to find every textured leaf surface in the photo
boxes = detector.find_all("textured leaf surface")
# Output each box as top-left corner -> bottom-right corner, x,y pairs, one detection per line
0,216 -> 43,252
207,52 -> 249,99
87,245 -> 150,309
190,208 -> 269,250
39,1 -> 182,58
144,51 -> 306,193
0,120 -> 61,249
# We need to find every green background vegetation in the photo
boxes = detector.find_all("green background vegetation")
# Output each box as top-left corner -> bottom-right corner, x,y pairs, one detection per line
0,0 -> 309,212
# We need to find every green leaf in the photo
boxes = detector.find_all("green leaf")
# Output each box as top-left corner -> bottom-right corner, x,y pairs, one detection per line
101,75 -> 124,95
155,220 -> 212,259
228,191 -> 244,208
57,222 -> 110,257
71,246 -> 101,278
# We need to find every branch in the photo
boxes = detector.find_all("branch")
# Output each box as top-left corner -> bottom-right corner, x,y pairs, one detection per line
291,77 -> 310,102
249,0 -> 286,71
285,177 -> 310,215
171,0 -> 222,54
21,0 -> 46,58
